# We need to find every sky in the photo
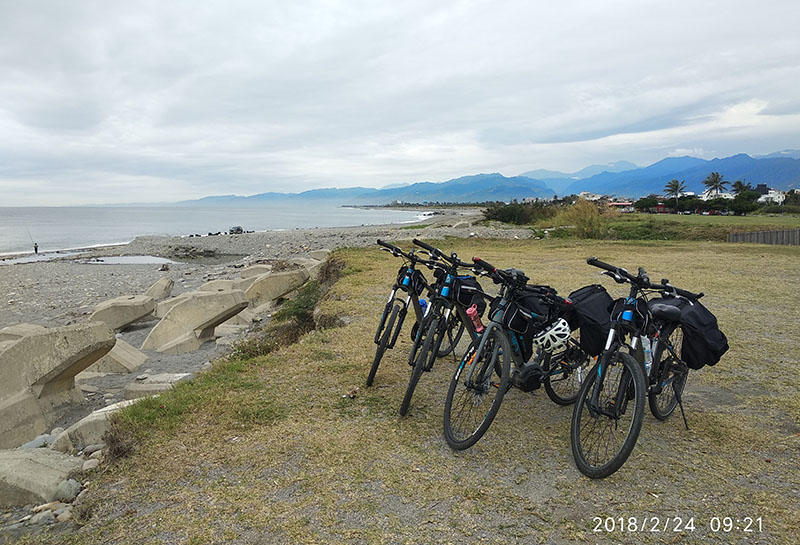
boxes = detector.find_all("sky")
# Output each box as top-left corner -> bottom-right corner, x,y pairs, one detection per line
1,0 -> 799,206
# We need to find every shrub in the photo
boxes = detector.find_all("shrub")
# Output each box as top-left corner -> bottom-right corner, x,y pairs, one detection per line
483,201 -> 557,225
551,199 -> 613,238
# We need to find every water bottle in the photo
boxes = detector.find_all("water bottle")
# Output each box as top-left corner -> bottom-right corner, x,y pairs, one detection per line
466,304 -> 484,333
419,298 -> 428,316
641,335 -> 653,376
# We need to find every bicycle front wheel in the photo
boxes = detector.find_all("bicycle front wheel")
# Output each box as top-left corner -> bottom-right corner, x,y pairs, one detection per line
366,304 -> 400,387
544,332 -> 592,406
571,351 -> 645,479
649,325 -> 688,420
443,328 -> 511,450
400,316 -> 439,416
437,311 -> 465,357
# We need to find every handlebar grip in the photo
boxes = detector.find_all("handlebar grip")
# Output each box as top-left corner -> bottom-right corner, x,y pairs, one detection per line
377,239 -> 397,251
676,287 -> 703,300
412,239 -> 437,254
586,256 -> 617,273
472,256 -> 496,273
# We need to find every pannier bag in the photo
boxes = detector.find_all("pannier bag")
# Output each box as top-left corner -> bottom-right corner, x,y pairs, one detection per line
489,292 -> 550,362
567,284 -> 613,356
396,266 -> 426,295
455,275 -> 487,316
650,297 -> 728,369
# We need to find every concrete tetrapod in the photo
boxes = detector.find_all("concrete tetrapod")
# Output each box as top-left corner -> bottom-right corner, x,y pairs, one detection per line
0,322 -> 116,449
89,294 -> 156,331
141,290 -> 249,354
145,277 -> 174,300
244,269 -> 310,308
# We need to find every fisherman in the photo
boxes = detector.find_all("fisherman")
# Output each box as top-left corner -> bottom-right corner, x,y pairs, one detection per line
34,242 -> 38,254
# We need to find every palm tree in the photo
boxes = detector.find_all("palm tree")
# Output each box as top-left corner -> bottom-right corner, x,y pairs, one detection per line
731,179 -> 752,195
702,172 -> 729,198
664,179 -> 686,209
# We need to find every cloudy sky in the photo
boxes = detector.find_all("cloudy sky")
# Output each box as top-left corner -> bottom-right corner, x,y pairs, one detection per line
1,0 -> 798,205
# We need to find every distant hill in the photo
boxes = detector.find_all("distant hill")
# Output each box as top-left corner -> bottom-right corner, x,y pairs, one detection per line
178,173 -> 554,207
562,154 -> 800,197
520,161 -> 638,194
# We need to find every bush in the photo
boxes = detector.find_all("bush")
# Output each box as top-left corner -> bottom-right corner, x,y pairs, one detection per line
483,201 -> 557,225
758,204 -> 800,214
550,199 -> 615,239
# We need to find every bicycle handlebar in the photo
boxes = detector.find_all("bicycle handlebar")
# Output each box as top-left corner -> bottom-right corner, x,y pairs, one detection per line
412,239 -> 472,268
587,257 -> 703,299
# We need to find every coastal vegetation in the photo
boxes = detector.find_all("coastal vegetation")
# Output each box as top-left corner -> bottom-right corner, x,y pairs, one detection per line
24,240 -> 799,544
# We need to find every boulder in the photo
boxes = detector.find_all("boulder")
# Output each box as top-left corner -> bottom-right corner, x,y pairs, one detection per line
89,295 -> 156,331
244,269 -> 309,307
50,399 -> 142,452
123,373 -> 192,400
141,291 -> 248,354
79,339 -> 147,375
0,322 -> 115,449
144,277 -> 174,300
0,450 -> 83,506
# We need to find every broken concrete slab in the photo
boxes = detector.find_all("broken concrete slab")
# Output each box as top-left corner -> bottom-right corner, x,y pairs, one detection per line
0,323 -> 47,342
123,373 -> 192,400
309,249 -> 331,261
0,322 -> 115,449
199,277 -> 258,293
145,277 -> 174,300
141,291 -> 248,354
78,339 -> 147,375
240,264 -> 272,278
89,295 -> 156,331
50,399 -> 142,452
244,269 -> 309,307
0,450 -> 83,506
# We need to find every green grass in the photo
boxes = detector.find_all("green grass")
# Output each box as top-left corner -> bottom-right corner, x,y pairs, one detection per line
30,241 -> 800,545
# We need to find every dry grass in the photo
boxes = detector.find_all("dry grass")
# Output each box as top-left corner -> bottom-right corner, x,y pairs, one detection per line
23,240 -> 800,545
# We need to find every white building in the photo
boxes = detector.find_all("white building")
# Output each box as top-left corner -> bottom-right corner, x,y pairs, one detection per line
699,189 -> 734,201
578,191 -> 603,201
757,189 -> 786,204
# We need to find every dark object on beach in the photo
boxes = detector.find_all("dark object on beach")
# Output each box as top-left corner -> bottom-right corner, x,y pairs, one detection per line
159,264 -> 170,271
34,243 -> 38,254
229,226 -> 244,234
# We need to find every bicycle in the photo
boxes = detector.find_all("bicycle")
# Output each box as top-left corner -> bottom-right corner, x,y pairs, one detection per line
570,257 -> 705,479
366,240 -> 432,388
443,257 -> 593,450
398,239 -> 490,416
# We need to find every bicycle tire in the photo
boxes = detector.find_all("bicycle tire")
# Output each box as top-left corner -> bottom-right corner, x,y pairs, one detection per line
648,324 -> 688,420
443,328 -> 511,450
571,351 -> 646,479
400,316 -> 439,416
437,311 -> 466,357
544,332 -> 592,406
366,304 -> 400,387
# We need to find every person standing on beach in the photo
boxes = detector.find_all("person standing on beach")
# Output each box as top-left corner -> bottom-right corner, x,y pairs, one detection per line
34,242 -> 38,254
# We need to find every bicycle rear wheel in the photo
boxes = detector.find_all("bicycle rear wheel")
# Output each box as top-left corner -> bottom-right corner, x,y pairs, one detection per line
366,304 -> 400,387
400,316 -> 439,416
443,328 -> 511,450
544,332 -> 592,405
649,325 -> 688,420
571,351 -> 645,478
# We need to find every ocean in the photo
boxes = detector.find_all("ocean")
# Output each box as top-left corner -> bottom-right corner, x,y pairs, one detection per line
0,204 -> 423,256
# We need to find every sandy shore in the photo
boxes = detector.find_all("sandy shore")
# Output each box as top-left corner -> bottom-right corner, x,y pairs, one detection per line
0,208 -> 534,433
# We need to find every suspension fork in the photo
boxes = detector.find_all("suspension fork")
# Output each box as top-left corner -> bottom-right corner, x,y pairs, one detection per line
389,293 -> 413,348
374,288 -> 397,344
461,321 -> 500,387
590,328 -> 618,415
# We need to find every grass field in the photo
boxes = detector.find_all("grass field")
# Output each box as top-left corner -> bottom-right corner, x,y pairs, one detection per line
26,238 -> 800,545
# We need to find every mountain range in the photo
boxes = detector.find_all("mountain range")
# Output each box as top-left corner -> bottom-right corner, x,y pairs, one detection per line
178,150 -> 800,206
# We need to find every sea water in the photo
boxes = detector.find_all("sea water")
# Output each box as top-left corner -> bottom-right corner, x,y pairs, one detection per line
0,204 -> 423,256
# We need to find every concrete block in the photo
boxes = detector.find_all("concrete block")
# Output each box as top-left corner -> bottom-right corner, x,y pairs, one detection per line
89,295 -> 156,331
0,323 -> 47,342
141,291 -> 248,354
123,373 -> 192,400
50,399 -> 141,452
0,322 -> 115,449
154,292 -> 193,318
309,249 -> 331,261
79,339 -> 147,375
0,450 -> 83,506
244,269 -> 309,307
145,277 -> 174,300
240,264 -> 272,278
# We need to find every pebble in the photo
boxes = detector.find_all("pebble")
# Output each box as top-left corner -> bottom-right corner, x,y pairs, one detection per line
103,393 -> 115,399
57,509 -> 72,523
89,449 -> 104,460
135,374 -> 148,381
82,459 -> 100,471
29,510 -> 55,525
83,443 -> 105,455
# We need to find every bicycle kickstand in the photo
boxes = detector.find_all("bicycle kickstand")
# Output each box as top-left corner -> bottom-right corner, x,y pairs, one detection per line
675,388 -> 690,431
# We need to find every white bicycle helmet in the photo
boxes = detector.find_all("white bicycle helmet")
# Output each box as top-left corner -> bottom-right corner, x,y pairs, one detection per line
532,318 -> 571,353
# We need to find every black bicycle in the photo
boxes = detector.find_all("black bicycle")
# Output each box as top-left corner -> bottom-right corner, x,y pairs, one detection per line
399,239 -> 489,416
366,240 -> 432,388
443,257 -> 594,450
570,257 -> 709,478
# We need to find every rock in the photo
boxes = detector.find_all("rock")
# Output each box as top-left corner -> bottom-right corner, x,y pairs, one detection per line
54,479 -> 82,502
83,443 -> 105,456
144,277 -> 174,300
0,450 -> 82,506
0,322 -> 115,449
56,509 -> 72,523
89,450 -> 104,460
124,373 -> 192,400
89,295 -> 156,332
82,459 -> 100,472
19,434 -> 52,449
50,399 -> 141,452
141,291 -> 248,354
30,509 -> 55,525
33,501 -> 61,513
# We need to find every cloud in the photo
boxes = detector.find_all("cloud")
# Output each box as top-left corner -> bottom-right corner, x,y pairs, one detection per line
0,0 -> 799,205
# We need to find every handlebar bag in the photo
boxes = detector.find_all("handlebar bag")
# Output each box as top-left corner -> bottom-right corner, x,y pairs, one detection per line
455,275 -> 487,316
650,296 -> 728,369
567,284 -> 613,356
396,266 -> 426,295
